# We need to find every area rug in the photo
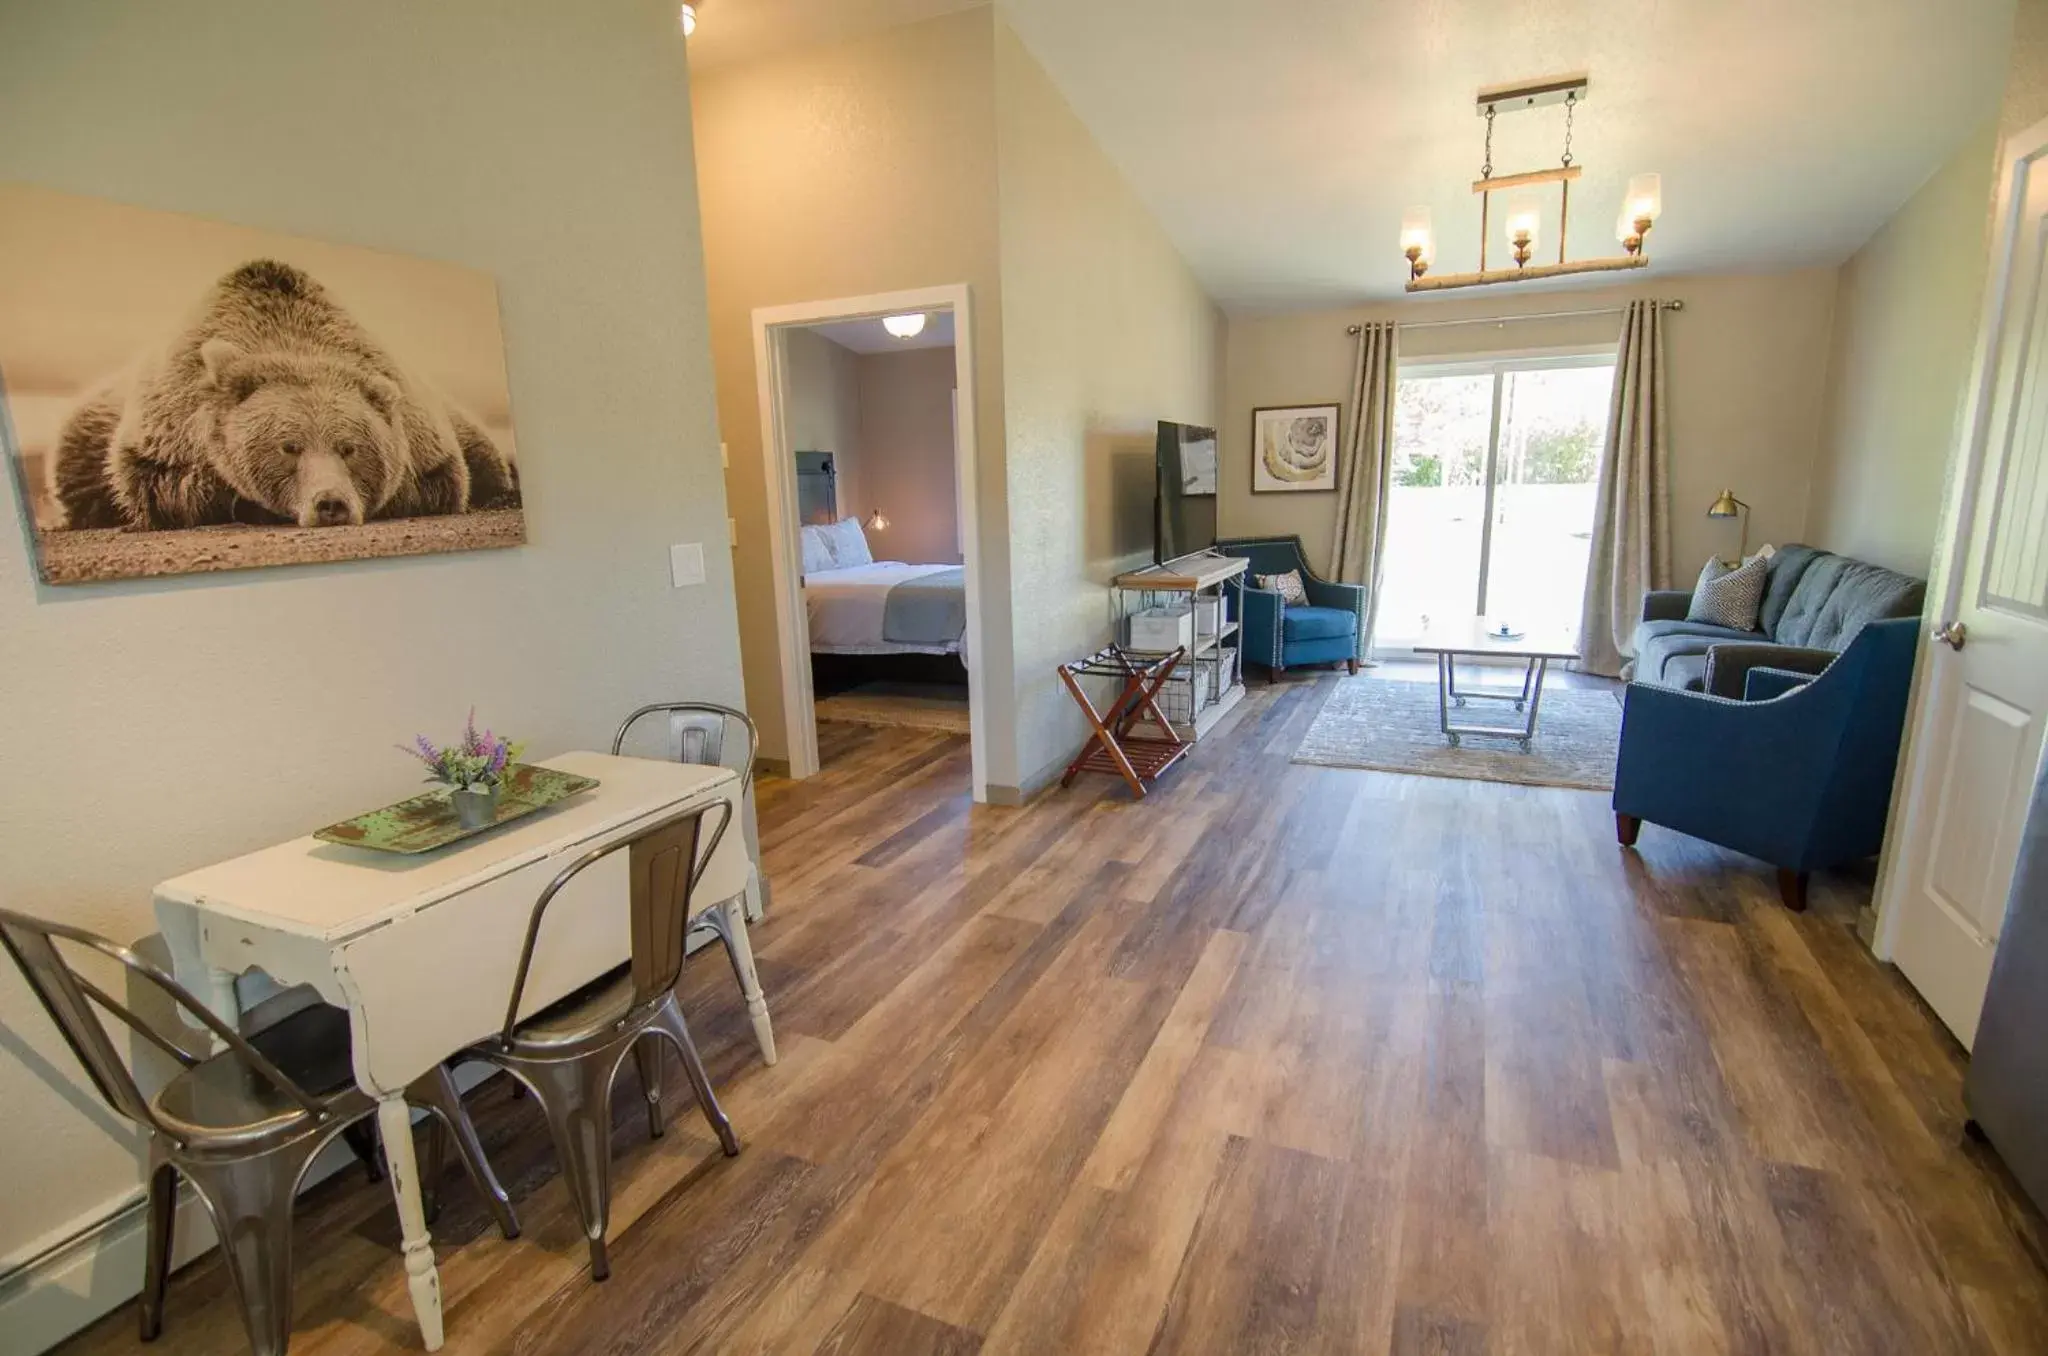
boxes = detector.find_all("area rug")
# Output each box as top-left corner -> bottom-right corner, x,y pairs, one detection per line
815,682 -> 972,735
1292,675 -> 1622,791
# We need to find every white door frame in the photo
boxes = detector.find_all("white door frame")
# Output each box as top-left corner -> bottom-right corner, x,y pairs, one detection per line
1871,114 -> 2048,964
751,284 -> 987,802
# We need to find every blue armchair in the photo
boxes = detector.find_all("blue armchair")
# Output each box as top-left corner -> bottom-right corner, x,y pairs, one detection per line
1612,617 -> 1920,911
1216,535 -> 1367,674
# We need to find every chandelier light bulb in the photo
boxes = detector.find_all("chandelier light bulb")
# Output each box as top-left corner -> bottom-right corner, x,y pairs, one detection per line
679,3 -> 696,36
883,312 -> 927,339
1505,202 -> 1540,244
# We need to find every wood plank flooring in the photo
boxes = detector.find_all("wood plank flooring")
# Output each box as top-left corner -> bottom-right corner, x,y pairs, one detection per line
55,677 -> 2048,1355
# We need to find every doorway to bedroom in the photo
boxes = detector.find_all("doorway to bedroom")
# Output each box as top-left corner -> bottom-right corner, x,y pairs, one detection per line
754,287 -> 986,799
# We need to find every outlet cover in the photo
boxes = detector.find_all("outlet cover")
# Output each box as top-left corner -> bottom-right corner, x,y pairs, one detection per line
669,542 -> 706,588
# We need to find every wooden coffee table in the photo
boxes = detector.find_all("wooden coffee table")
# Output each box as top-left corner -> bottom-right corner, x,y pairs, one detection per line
1412,619 -> 1582,750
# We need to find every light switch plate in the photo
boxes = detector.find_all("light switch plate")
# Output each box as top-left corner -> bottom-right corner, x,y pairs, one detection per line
669,542 -> 705,588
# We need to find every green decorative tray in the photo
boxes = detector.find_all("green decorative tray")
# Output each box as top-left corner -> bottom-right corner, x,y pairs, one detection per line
314,764 -> 599,855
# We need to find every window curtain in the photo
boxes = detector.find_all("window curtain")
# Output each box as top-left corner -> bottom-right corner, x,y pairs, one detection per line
1577,300 -> 1672,678
1330,321 -> 1399,660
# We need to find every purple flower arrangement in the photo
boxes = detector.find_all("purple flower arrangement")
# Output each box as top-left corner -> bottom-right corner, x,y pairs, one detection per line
401,710 -> 526,793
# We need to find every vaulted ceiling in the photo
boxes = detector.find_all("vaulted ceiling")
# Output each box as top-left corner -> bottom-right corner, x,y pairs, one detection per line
688,0 -> 2016,313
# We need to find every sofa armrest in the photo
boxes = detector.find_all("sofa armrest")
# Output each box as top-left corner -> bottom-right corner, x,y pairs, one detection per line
1642,590 -> 1693,623
1237,586 -> 1285,666
1704,643 -> 1836,700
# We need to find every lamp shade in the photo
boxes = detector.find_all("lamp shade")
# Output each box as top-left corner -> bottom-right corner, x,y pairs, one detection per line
1626,173 -> 1663,224
1399,206 -> 1434,258
883,313 -> 926,339
1706,490 -> 1745,518
1505,201 -> 1540,244
679,3 -> 696,35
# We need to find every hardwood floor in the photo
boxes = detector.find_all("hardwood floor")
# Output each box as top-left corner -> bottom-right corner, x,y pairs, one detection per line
57,678 -> 2048,1355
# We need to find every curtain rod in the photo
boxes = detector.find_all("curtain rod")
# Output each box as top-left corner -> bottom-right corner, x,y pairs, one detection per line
1346,299 -> 1682,335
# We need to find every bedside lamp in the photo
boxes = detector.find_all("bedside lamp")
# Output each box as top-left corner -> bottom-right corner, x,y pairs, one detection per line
1707,490 -> 1750,564
865,508 -> 890,532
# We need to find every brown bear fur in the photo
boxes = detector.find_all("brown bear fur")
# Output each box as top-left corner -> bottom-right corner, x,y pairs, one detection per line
51,259 -> 518,530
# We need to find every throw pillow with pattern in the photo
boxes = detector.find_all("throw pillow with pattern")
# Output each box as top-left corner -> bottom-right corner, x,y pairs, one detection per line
1686,553 -> 1767,631
1255,569 -> 1309,606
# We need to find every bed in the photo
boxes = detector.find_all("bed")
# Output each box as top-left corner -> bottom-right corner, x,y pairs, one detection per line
800,519 -> 967,659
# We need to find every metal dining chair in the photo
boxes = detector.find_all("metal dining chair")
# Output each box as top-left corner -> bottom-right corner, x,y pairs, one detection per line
454,797 -> 741,1281
0,908 -> 518,1356
612,702 -> 777,1088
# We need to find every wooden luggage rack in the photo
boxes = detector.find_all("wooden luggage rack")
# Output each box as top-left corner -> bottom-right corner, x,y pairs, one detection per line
1057,644 -> 1190,799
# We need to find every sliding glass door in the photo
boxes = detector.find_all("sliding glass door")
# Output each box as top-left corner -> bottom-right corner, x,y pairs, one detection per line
1377,353 -> 1616,652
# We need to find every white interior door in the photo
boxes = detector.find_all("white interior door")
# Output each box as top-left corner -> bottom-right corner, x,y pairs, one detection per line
1882,118 -> 2048,1048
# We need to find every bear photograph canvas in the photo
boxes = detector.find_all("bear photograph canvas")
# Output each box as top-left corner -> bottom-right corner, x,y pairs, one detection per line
0,185 -> 522,584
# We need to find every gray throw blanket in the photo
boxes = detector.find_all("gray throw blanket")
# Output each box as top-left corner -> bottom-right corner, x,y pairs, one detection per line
883,567 -> 966,645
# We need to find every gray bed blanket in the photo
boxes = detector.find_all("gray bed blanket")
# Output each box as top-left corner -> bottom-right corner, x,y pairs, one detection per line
883,567 -> 966,645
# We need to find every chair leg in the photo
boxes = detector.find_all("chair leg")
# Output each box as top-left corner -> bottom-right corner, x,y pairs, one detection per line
1615,813 -> 1642,847
139,1158 -> 177,1342
173,1135 -> 328,1356
503,1054 -> 623,1280
632,1035 -> 667,1140
1347,658 -> 1360,675
404,1063 -> 520,1240
1777,868 -> 1810,912
654,997 -> 740,1157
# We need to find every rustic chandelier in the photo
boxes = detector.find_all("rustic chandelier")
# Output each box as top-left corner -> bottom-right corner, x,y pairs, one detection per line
1399,76 -> 1662,292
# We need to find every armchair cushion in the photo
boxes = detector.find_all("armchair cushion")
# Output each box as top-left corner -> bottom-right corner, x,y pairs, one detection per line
1704,643 -> 1836,701
1255,569 -> 1308,605
1282,606 -> 1356,644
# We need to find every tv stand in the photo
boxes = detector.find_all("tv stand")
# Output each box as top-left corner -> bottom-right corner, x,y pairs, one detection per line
1112,553 -> 1249,741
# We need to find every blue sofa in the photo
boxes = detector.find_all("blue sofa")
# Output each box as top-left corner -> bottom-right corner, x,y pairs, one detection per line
1216,535 -> 1366,674
1632,543 -> 1923,696
1613,616 -> 1921,911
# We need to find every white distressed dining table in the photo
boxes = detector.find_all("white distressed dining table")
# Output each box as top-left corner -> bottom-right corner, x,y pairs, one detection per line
152,751 -> 758,1351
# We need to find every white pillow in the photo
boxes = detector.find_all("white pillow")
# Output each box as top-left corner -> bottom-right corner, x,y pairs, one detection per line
800,524 -> 836,574
825,516 -> 872,568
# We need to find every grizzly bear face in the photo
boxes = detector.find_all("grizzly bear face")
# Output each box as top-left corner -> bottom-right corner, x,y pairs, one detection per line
199,338 -> 407,527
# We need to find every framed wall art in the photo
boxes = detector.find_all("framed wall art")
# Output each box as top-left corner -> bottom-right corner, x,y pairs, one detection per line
1251,403 -> 1339,493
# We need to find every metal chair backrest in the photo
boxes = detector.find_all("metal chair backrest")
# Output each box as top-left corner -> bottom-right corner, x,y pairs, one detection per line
500,796 -> 735,1045
0,908 -> 327,1143
613,701 -> 759,794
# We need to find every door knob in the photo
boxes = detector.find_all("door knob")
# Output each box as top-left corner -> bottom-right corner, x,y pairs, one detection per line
1935,620 -> 1968,651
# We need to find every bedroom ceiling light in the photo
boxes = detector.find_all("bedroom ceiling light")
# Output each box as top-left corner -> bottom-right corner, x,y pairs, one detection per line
1401,76 -> 1663,292
679,3 -> 696,36
882,313 -> 927,339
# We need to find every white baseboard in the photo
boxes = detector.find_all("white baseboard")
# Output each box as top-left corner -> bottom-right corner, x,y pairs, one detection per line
0,1066 -> 498,1355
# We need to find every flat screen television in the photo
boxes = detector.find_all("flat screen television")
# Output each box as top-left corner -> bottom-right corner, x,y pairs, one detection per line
1155,420 -> 1219,565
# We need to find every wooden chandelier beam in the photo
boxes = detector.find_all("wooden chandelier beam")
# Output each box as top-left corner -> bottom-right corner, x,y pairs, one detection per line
1406,254 -> 1648,293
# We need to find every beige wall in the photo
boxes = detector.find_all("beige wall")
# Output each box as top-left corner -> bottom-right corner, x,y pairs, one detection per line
857,346 -> 963,564
691,8 -> 1006,763
1805,122 -> 2000,575
993,18 -> 1226,791
783,327 -> 866,518
1223,268 -> 1840,583
1805,2 -> 2044,578
0,0 -> 736,1295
